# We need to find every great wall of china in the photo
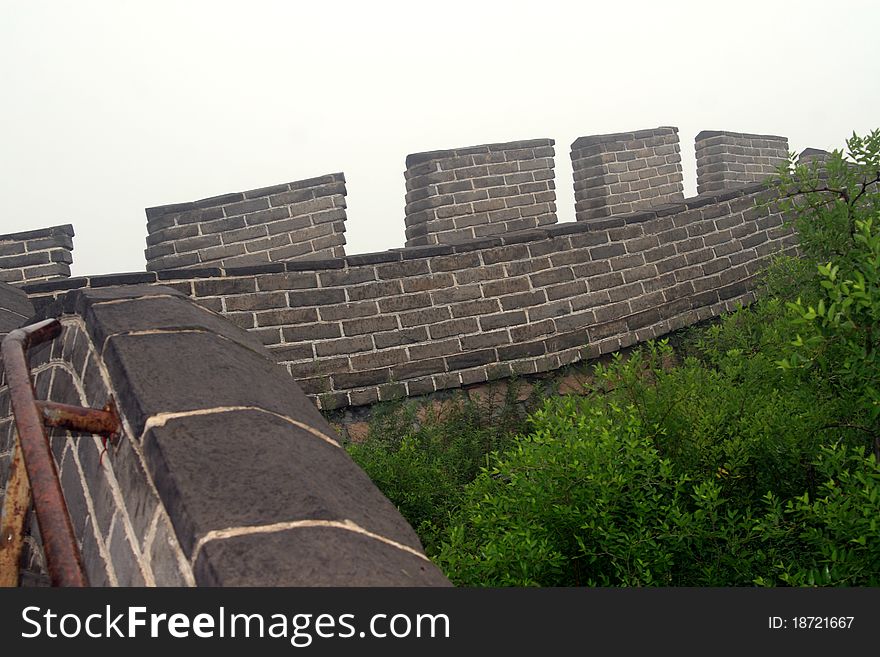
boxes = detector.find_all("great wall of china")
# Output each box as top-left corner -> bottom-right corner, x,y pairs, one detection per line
0,127 -> 824,586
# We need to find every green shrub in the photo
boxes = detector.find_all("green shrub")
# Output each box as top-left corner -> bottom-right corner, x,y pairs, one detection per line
346,388 -> 526,554
436,335 -> 877,586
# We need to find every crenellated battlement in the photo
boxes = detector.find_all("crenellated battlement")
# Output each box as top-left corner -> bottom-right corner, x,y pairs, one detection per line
6,125 -> 808,412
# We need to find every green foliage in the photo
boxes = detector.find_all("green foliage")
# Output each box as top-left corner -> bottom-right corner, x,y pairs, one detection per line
345,387 -> 526,555
780,216 -> 880,457
770,445 -> 880,586
771,129 -> 880,271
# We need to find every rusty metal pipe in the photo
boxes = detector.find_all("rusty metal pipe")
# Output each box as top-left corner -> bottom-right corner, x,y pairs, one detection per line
1,318 -> 88,587
35,400 -> 120,440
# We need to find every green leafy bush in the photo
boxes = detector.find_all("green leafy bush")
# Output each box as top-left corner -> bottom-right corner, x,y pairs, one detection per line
435,344 -> 880,586
346,387 -> 526,554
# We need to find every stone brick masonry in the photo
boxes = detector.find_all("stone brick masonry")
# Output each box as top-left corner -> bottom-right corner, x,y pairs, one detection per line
144,174 -> 348,271
571,127 -> 684,222
23,181 -> 795,412
404,139 -> 557,247
0,225 -> 75,285
695,130 -> 789,195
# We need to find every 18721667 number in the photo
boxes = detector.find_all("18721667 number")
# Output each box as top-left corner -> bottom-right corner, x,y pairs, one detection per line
791,617 -> 853,629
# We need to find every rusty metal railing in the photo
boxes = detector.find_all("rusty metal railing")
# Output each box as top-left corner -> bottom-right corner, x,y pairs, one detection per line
1,318 -> 121,587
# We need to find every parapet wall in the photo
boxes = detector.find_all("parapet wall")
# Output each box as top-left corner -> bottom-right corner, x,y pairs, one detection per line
404,139 -> 557,247
0,225 -> 75,285
0,283 -> 448,585
571,127 -> 684,222
25,182 -> 795,411
144,174 -> 348,271
696,130 -> 789,194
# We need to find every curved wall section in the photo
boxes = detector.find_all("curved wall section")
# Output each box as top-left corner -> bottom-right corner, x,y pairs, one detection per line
25,183 -> 795,411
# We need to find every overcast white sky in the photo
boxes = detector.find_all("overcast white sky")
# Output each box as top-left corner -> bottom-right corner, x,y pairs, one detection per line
2,1 -> 878,276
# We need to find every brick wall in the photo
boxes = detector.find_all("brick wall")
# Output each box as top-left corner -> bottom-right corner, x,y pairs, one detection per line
0,283 -> 33,340
571,127 -> 684,222
144,174 -> 348,271
25,182 -> 795,412
0,284 -> 448,586
695,130 -> 789,194
798,147 -> 831,166
404,139 -> 557,247
0,225 -> 75,285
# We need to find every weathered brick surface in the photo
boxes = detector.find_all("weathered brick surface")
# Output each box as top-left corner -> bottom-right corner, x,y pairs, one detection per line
144,174 -> 347,271
404,139 -> 558,246
0,225 -> 74,285
695,130 -> 789,194
571,127 -> 684,222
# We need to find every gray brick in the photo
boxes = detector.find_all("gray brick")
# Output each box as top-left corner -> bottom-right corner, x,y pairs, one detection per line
530,267 -> 573,287
282,322 -> 342,341
349,348 -> 408,370
343,315 -> 399,336
408,338 -> 460,360
391,358 -> 447,381
347,280 -> 403,301
402,273 -> 456,292
587,272 -> 625,291
374,327 -> 429,349
268,343 -> 314,362
288,289 -> 346,306
225,292 -> 287,311
318,301 -> 379,321
315,335 -> 374,356
481,277 -> 530,297
319,268 -> 376,287
398,307 -> 452,328
254,307 -> 320,327
480,310 -> 527,330
221,224 -> 269,245
376,260 -> 430,279
450,298 -> 501,318
429,317 -> 479,340
257,272 -> 320,291
377,293 -> 432,313
243,206 -> 291,226
500,290 -> 547,311
546,280 -> 588,301
461,329 -> 511,350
